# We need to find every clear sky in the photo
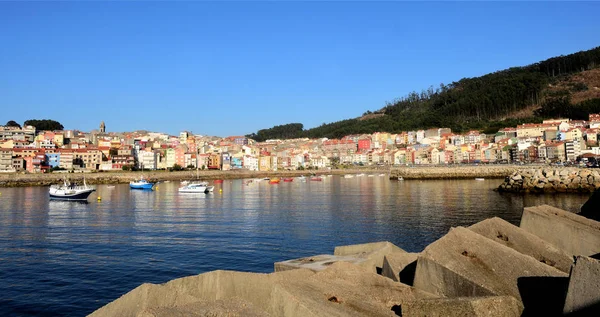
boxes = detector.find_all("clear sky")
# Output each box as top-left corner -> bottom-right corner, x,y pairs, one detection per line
1,1 -> 599,137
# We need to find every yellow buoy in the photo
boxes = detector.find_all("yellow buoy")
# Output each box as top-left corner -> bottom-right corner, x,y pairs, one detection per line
97,196 -> 101,201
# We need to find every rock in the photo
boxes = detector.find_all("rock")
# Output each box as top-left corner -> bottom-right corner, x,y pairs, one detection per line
468,217 -> 573,273
402,296 -> 523,317
563,256 -> 600,315
333,241 -> 406,274
520,205 -> 600,257
560,169 -> 569,176
413,227 -> 567,304
137,297 -> 268,317
382,252 -> 419,285
579,188 -> 600,222
512,174 -> 522,181
274,254 -> 367,273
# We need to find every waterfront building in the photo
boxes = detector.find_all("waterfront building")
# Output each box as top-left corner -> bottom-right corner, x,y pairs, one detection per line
0,149 -> 13,171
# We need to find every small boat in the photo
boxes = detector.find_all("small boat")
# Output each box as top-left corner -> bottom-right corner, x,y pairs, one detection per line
181,180 -> 189,185
378,174 -> 386,177
368,174 -> 375,177
179,182 -> 211,193
344,174 -> 354,178
297,175 -> 307,182
130,177 -> 155,190
283,178 -> 294,182
269,178 -> 281,184
356,173 -> 365,177
398,177 -> 404,181
213,179 -> 224,184
106,185 -> 115,189
163,180 -> 170,183
263,177 -> 270,180
49,179 -> 95,201
310,176 -> 322,181
475,178 -> 485,181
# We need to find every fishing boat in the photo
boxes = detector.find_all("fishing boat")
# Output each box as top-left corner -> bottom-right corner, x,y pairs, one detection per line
179,182 -> 211,193
49,178 -> 95,201
269,178 -> 281,184
283,178 -> 294,182
130,177 -> 155,190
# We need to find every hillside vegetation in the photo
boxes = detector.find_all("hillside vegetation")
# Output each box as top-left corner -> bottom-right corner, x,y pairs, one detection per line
247,46 -> 600,141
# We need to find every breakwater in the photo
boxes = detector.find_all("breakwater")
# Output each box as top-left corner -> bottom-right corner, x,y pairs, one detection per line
497,168 -> 600,193
0,168 -> 383,187
389,165 -> 533,180
90,204 -> 600,316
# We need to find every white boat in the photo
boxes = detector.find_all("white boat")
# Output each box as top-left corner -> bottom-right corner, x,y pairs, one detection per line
475,178 -> 485,181
297,175 -> 307,182
378,174 -> 386,177
178,182 -> 210,193
49,179 -> 95,201
368,174 -> 375,177
356,173 -> 365,177
398,177 -> 404,181
181,180 -> 190,185
344,174 -> 354,178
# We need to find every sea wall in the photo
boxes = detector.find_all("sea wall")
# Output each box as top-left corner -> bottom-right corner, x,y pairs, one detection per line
497,168 -> 600,193
389,165 -> 532,180
90,203 -> 600,316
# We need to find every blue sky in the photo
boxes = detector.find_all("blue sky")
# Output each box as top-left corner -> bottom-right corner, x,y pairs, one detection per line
1,1 -> 599,137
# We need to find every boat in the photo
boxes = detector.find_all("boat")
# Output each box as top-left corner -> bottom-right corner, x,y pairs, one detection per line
283,178 -> 294,182
475,178 -> 485,181
181,180 -> 190,185
49,179 -> 95,201
378,174 -> 386,177
269,178 -> 281,184
106,185 -> 115,189
356,173 -> 365,177
205,185 -> 215,192
368,174 -> 375,177
398,177 -> 404,181
297,175 -> 307,182
344,174 -> 354,178
178,182 -> 211,193
263,177 -> 270,180
130,177 -> 155,190
213,179 -> 224,184
310,176 -> 322,181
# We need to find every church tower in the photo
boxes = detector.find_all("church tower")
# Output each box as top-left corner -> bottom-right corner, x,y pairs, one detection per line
100,121 -> 106,133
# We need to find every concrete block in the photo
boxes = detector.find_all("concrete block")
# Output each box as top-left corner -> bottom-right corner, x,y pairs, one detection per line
520,205 -> 600,257
270,261 -> 436,317
563,256 -> 600,315
333,241 -> 407,274
382,252 -> 419,285
468,217 -> 573,273
580,188 -> 600,221
274,254 -> 367,273
402,296 -> 523,317
137,297 -> 268,317
413,227 -> 567,307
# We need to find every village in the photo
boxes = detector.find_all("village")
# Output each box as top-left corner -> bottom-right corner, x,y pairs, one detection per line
1,114 -> 600,174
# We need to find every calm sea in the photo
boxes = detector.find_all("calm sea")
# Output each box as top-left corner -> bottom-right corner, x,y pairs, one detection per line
0,176 -> 590,316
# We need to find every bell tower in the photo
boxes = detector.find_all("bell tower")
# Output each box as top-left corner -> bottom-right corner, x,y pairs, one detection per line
100,121 -> 106,133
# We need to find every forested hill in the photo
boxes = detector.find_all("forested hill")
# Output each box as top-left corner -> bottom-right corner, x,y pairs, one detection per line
246,46 -> 600,142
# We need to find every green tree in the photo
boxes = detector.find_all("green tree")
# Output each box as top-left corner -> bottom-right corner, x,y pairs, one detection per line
24,119 -> 64,131
5,120 -> 21,128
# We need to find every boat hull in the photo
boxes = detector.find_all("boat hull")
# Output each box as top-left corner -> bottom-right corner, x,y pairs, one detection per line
49,189 -> 95,201
130,183 -> 154,189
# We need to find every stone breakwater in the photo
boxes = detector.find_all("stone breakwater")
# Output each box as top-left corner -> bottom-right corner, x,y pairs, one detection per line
390,165 -> 533,180
497,168 -> 600,193
90,204 -> 600,316
0,168 -> 384,188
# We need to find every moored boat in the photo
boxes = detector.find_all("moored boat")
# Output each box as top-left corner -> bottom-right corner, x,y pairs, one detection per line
49,179 -> 95,201
297,175 -> 307,182
310,176 -> 322,181
283,178 -> 294,182
344,174 -> 354,178
179,182 -> 209,193
130,177 -> 155,190
475,178 -> 485,181
213,179 -> 224,184
269,178 -> 281,184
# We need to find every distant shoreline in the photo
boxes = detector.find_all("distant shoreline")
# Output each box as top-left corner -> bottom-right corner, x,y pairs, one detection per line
0,165 -> 530,187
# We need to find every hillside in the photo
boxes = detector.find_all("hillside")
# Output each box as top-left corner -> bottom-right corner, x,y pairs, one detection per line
247,46 -> 600,141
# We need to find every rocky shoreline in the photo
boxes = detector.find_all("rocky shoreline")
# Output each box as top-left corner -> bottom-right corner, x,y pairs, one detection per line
90,203 -> 600,316
389,165 -> 534,180
497,168 -> 600,193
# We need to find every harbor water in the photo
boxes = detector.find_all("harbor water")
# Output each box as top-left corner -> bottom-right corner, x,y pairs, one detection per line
0,176 -> 590,316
